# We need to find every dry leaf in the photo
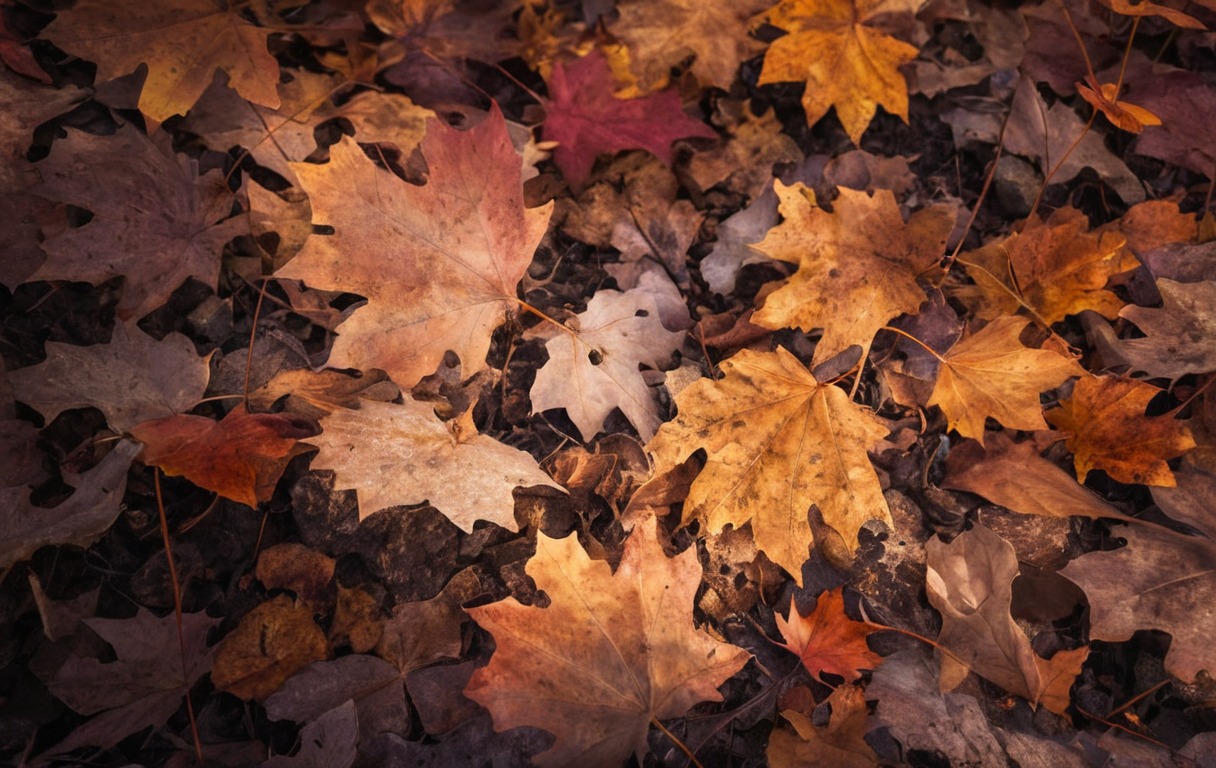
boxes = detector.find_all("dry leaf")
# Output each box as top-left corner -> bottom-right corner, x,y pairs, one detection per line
212,595 -> 330,702
767,687 -> 879,768
464,519 -> 750,768
648,346 -> 891,583
775,589 -> 883,684
1109,279 -> 1216,379
1077,77 -> 1162,134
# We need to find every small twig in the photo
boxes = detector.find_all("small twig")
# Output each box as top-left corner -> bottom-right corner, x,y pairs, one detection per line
651,717 -> 704,768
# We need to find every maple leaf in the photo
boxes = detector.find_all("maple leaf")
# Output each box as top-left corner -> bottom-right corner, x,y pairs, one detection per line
304,399 -> 560,530
276,106 -> 552,388
927,316 -> 1084,442
1046,375 -> 1195,486
1061,525 -> 1216,683
757,0 -> 922,143
752,182 -> 954,367
1077,77 -> 1162,134
39,608 -> 216,757
30,124 -> 247,320
953,206 -> 1135,324
0,439 -> 139,571
464,519 -> 750,767
130,406 -> 314,507
541,50 -> 716,189
530,288 -> 684,441
775,589 -> 882,684
9,322 -> 211,432
41,0 -> 280,121
647,346 -> 892,583
767,687 -> 879,768
613,0 -> 773,90
1107,278 -> 1216,379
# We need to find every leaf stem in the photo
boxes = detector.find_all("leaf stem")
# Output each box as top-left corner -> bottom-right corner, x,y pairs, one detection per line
880,326 -> 946,363
651,717 -> 704,768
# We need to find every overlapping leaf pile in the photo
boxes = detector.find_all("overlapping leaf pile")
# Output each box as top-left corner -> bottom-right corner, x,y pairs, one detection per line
2,0 -> 1215,764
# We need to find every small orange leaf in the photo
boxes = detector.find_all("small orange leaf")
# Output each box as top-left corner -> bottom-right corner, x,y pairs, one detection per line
129,405 -> 313,506
1045,375 -> 1195,486
775,589 -> 882,684
1076,77 -> 1162,134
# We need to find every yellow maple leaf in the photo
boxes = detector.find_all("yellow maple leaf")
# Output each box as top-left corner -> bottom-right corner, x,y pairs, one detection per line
752,182 -> 954,367
757,0 -> 922,143
928,316 -> 1084,442
647,347 -> 891,583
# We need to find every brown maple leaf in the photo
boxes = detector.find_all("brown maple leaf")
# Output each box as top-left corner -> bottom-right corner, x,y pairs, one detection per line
211,595 -> 329,702
927,317 -> 1084,442
41,0 -> 280,121
752,182 -> 954,367
1108,279 -> 1216,379
757,0 -> 922,143
464,519 -> 750,767
767,687 -> 879,768
130,406 -> 314,507
647,346 -> 891,583
276,106 -> 552,388
775,589 -> 882,684
1046,375 -> 1195,486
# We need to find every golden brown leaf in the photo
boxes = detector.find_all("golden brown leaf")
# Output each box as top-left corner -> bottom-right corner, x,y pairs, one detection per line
464,519 -> 750,768
757,0 -> 922,142
775,589 -> 883,684
647,347 -> 891,583
1045,375 -> 1195,486
767,687 -> 879,768
752,183 -> 954,367
211,595 -> 329,702
1077,77 -> 1162,134
928,317 -> 1085,442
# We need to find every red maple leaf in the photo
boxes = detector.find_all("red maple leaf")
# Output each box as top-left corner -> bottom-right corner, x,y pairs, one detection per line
775,589 -> 882,684
542,49 -> 716,189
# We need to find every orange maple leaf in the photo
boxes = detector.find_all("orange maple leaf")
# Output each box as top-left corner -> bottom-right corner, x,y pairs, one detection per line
775,589 -> 882,684
1076,77 -> 1162,134
1046,375 -> 1195,486
757,0 -> 922,143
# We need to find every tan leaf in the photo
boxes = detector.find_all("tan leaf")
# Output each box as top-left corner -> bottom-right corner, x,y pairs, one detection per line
306,399 -> 561,530
928,317 -> 1084,442
464,519 -> 750,768
1110,279 -> 1216,379
211,595 -> 330,702
767,688 -> 879,768
647,346 -> 891,583
1034,646 -> 1089,717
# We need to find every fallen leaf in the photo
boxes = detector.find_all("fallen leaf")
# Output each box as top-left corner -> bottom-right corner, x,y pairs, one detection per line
925,523 -> 1042,702
276,106 -> 552,388
541,49 -> 716,189
943,431 -> 1125,520
9,321 -> 212,432
530,288 -> 683,441
256,543 -> 337,610
700,182 -> 781,296
304,398 -> 561,530
767,687 -> 879,768
464,519 -> 750,768
775,589 -> 883,684
1107,279 -> 1216,379
263,700 -> 358,768
757,0 -> 922,143
30,124 -> 247,319
1123,62 -> 1216,178
42,0 -> 280,121
247,367 -> 400,419
684,100 -> 803,201
1077,77 -> 1162,134
752,182 -> 955,367
1046,375 -> 1195,486
1096,0 -> 1206,28
928,316 -> 1085,442
39,608 -> 216,757
212,594 -> 330,702
130,406 -> 314,507
647,346 -> 892,583
1035,646 -> 1089,717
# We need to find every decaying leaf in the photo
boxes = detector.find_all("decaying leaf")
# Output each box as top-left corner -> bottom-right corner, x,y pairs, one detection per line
767,687 -> 879,768
1046,375 -> 1195,486
464,519 -> 750,768
1108,279 -> 1216,379
212,594 -> 330,702
775,589 -> 882,684
648,346 -> 891,583
276,106 -> 552,388
1077,77 -> 1162,134
305,399 -> 561,530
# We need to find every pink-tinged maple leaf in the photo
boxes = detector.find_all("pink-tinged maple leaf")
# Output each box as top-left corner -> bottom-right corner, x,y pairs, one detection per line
775,589 -> 882,684
542,50 -> 716,189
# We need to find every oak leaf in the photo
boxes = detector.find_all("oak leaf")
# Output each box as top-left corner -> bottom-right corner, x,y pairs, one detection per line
953,206 -> 1135,324
541,50 -> 716,189
757,0 -> 922,143
276,106 -> 552,388
613,0 -> 773,90
464,519 -> 750,768
752,183 -> 954,367
30,124 -> 247,319
775,589 -> 882,684
41,0 -> 280,121
304,399 -> 560,530
647,346 -> 892,583
1108,278 -> 1216,379
9,322 -> 211,432
928,316 -> 1084,442
130,406 -> 313,507
1046,375 -> 1195,486
530,289 -> 683,441
767,687 -> 879,768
